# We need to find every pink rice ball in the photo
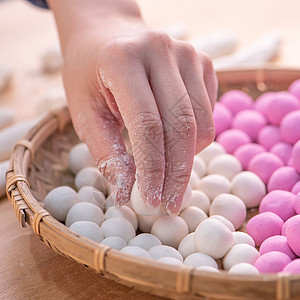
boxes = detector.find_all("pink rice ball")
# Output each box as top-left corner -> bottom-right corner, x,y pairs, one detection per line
213,102 -> 232,137
233,143 -> 266,170
257,125 -> 281,150
254,92 -> 276,117
246,212 -> 284,247
259,190 -> 296,222
294,192 -> 300,214
267,167 -> 300,192
286,215 -> 300,256
259,235 -> 297,260
219,90 -> 253,115
288,79 -> 300,102
248,152 -> 284,184
292,140 -> 300,173
231,110 -> 267,142
216,129 -> 251,154
254,251 -> 291,274
270,142 -> 293,165
283,259 -> 300,274
292,181 -> 300,195
266,92 -> 300,125
280,110 -> 300,144
282,216 -> 293,236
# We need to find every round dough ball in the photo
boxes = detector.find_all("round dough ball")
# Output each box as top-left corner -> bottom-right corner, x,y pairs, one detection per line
232,232 -> 255,247
229,263 -> 259,275
283,259 -> 300,274
209,193 -> 246,230
213,102 -> 232,136
75,167 -> 108,195
295,193 -> 300,214
100,236 -> 127,250
292,140 -> 300,173
105,206 -> 138,231
259,235 -> 297,260
148,245 -> 183,262
266,92 -> 300,125
285,215 -> 300,256
129,233 -> 162,251
231,109 -> 267,141
254,92 -> 275,117
184,252 -> 218,269
189,170 -> 200,189
65,202 -> 104,227
259,190 -> 296,222
280,110 -> 300,144
180,184 -> 192,211
194,218 -> 234,259
195,266 -> 220,273
223,244 -> 260,270
219,90 -> 253,115
44,186 -> 79,222
246,212 -> 284,247
190,190 -> 210,214
178,233 -> 196,260
292,181 -> 300,195
198,174 -> 231,201
157,257 -> 184,266
233,143 -> 266,170
105,193 -> 115,211
78,186 -> 105,210
137,208 -> 167,233
120,246 -> 152,259
254,251 -> 291,273
196,141 -> 226,164
130,180 -> 160,216
151,216 -> 188,248
180,206 -> 207,232
208,154 -> 242,180
257,125 -> 281,150
101,217 -> 135,243
193,156 -> 207,178
216,129 -> 251,154
68,143 -> 95,175
248,152 -> 284,184
69,221 -> 104,242
270,142 -> 293,165
209,215 -> 235,232
231,171 -> 266,208
288,79 -> 300,101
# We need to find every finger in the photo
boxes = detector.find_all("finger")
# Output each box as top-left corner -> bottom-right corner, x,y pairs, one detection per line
149,44 -> 197,215
176,43 -> 216,154
67,93 -> 135,206
99,63 -> 165,208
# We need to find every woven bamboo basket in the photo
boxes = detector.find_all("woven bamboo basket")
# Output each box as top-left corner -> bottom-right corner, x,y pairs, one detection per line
6,67 -> 300,300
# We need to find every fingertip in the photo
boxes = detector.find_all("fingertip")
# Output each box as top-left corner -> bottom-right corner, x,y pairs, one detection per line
144,187 -> 162,208
165,194 -> 182,216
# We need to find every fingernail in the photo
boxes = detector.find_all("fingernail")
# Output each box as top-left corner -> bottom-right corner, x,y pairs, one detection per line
145,188 -> 162,208
165,195 -> 182,216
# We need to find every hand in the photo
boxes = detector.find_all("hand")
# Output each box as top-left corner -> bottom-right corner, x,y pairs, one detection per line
48,0 -> 217,215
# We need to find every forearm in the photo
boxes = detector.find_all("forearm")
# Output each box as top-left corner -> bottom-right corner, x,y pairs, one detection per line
47,0 -> 143,54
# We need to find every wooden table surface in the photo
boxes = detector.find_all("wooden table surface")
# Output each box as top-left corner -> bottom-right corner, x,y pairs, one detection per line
0,0 -> 300,299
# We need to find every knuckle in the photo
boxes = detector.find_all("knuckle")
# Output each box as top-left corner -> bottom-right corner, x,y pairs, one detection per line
179,42 -> 198,62
146,30 -> 173,51
171,114 -> 197,139
198,52 -> 214,71
129,111 -> 163,134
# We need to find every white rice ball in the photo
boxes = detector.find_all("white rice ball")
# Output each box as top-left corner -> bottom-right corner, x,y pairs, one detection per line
151,216 -> 188,248
120,246 -> 152,259
129,233 -> 162,250
157,257 -> 184,266
180,206 -> 207,232
105,206 -> 138,231
101,217 -> 136,243
223,244 -> 260,270
232,232 -> 255,247
65,202 -> 104,227
180,184 -> 192,211
69,221 -> 104,242
148,245 -> 183,262
68,143 -> 95,175
105,193 -> 115,211
78,186 -> 105,210
190,190 -> 210,214
193,156 -> 207,178
184,253 -> 218,269
44,186 -> 79,222
137,208 -> 167,233
178,233 -> 196,260
196,142 -> 226,164
209,215 -> 235,232
228,263 -> 259,275
100,236 -> 127,250
196,266 -> 220,273
194,218 -> 234,259
189,170 -> 200,189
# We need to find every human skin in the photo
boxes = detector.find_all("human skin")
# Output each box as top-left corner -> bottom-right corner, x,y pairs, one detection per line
47,0 -> 217,215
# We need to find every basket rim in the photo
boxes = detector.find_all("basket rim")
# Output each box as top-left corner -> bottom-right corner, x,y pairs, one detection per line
6,67 -> 300,299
